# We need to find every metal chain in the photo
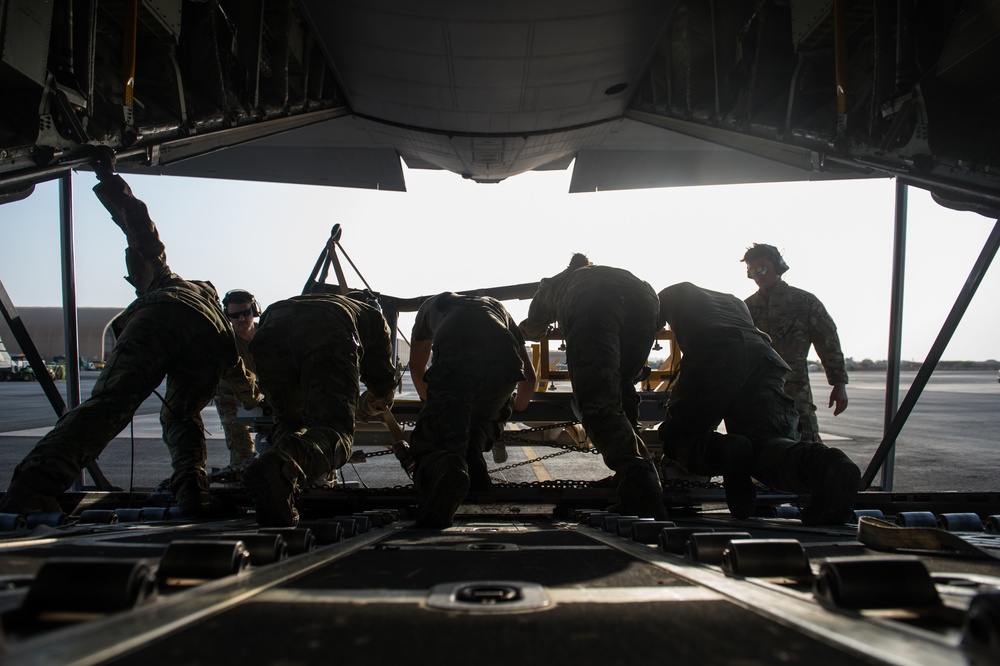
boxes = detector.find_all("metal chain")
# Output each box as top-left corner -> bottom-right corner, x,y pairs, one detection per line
363,448 -> 396,458
665,478 -> 725,490
488,420 -> 603,473
498,421 -> 600,454
489,448 -> 574,473
358,419 -> 605,480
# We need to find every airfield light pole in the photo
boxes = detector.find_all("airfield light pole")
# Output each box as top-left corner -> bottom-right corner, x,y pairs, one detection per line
880,179 -> 908,490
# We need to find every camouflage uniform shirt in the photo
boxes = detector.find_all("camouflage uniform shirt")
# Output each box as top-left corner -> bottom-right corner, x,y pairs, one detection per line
745,280 -> 847,442
744,280 -> 848,388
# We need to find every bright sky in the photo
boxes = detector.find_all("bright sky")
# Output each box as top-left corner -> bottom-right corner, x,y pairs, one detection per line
1,164 -> 998,362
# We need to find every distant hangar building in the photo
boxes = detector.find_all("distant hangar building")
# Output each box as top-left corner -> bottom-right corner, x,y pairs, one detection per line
0,307 -> 122,365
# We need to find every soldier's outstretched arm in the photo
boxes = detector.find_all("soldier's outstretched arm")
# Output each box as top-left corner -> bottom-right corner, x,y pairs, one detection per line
93,176 -> 166,260
519,283 -> 555,341
86,150 -> 170,294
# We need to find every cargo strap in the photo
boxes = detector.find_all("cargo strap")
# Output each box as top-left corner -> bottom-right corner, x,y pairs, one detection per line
857,516 -> 1000,560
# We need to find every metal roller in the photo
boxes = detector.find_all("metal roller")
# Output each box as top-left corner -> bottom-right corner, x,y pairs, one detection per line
259,528 -> 316,555
235,533 -> 288,565
685,532 -> 753,564
141,507 -> 169,520
24,557 -> 157,615
157,540 -> 251,586
325,517 -> 357,537
334,515 -> 369,533
603,515 -> 640,535
0,513 -> 26,531
895,511 -> 937,527
721,539 -> 811,578
115,508 -> 146,522
850,509 -> 884,522
298,521 -> 345,545
756,505 -> 800,519
961,592 -> 1000,661
615,517 -> 655,537
588,512 -> 616,528
25,512 -> 67,528
360,510 -> 394,527
573,509 -> 603,522
630,520 -> 676,543
349,514 -> 373,532
813,557 -> 941,610
659,527 -> 715,554
936,513 -> 984,532
986,515 -> 1000,533
193,533 -> 289,566
78,509 -> 118,525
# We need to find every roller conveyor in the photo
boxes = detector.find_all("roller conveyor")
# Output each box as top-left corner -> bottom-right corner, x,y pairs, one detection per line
1,505 -> 998,666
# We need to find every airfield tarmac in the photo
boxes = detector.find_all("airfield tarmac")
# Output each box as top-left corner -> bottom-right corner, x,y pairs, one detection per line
0,370 -> 997,494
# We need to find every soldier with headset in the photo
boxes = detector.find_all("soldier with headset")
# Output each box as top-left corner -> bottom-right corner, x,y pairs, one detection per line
742,244 -> 849,444
214,289 -> 263,470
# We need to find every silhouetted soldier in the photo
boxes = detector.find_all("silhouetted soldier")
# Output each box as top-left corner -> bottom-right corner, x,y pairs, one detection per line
408,292 -> 536,527
213,289 -> 263,469
743,244 -> 848,443
242,292 -> 396,526
657,282 -> 860,524
0,151 -> 259,518
520,254 -> 667,520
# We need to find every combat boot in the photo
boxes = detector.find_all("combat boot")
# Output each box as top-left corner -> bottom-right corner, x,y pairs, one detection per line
466,440 -> 492,493
171,474 -> 238,519
243,452 -> 306,527
707,434 -> 757,520
0,484 -> 63,516
414,453 -> 470,528
612,464 -> 670,521
801,448 -> 860,525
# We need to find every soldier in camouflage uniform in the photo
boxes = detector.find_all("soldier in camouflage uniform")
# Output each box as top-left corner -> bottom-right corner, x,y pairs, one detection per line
213,289 -> 261,467
742,244 -> 849,443
0,157 -> 260,518
242,293 -> 396,526
409,293 -> 536,527
657,282 -> 860,524
520,254 -> 668,520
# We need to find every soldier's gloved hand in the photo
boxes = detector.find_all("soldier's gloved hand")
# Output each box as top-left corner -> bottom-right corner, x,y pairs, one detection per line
243,393 -> 265,411
80,145 -> 117,181
359,390 -> 393,419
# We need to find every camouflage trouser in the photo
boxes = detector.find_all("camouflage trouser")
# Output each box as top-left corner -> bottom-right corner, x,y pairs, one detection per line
249,306 -> 359,484
9,304 -> 227,496
785,378 -> 822,443
214,393 -> 255,465
409,334 -> 519,478
657,331 -> 832,494
561,286 -> 659,474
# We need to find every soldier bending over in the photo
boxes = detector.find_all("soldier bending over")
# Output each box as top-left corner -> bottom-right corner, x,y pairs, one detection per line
408,292 -> 536,528
657,282 -> 860,524
0,152 -> 259,518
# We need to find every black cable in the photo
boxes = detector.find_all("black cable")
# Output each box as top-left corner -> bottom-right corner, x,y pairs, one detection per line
152,388 -> 211,438
348,463 -> 369,489
129,419 -> 136,506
